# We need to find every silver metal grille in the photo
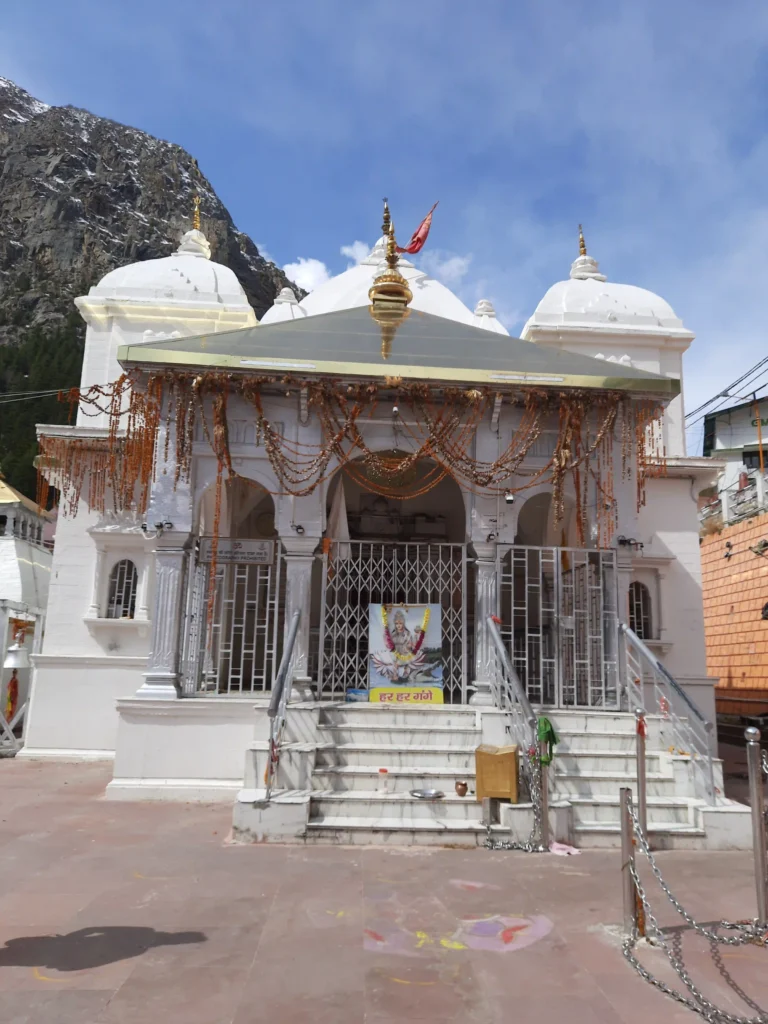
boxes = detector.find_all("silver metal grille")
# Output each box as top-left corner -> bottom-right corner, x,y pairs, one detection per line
498,545 -> 618,709
628,581 -> 652,640
181,543 -> 281,696
318,541 -> 467,702
106,559 -> 138,619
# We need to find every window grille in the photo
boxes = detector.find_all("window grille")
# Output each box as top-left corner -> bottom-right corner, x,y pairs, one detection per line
106,559 -> 138,619
628,581 -> 652,640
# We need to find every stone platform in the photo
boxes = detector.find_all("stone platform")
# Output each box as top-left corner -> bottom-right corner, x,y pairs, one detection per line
0,758 -> 765,1023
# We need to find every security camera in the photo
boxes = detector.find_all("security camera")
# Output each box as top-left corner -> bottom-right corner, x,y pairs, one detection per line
504,491 -> 515,505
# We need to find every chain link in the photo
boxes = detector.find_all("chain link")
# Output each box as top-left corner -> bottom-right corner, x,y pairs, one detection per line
761,749 -> 768,777
623,806 -> 768,1023
483,749 -> 546,853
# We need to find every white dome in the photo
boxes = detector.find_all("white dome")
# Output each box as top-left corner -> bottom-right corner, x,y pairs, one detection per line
522,251 -> 690,338
260,287 -> 308,324
298,237 -> 508,334
89,229 -> 253,311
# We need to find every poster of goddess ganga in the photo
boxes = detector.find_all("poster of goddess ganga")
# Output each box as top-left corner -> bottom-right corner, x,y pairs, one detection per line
368,603 -> 443,688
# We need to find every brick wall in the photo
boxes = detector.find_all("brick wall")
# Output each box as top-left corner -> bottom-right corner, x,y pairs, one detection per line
701,511 -> 768,712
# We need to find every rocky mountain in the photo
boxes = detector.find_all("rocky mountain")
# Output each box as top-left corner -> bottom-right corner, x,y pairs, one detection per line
0,76 -> 299,498
0,76 -> 297,340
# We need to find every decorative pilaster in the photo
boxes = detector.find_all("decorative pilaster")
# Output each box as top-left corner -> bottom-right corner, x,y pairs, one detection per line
87,546 -> 106,618
470,542 -> 498,707
282,535 -> 317,701
136,539 -> 190,699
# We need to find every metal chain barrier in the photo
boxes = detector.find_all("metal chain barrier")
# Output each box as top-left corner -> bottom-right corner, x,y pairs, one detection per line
761,749 -> 768,777
483,748 -> 546,853
623,805 -> 768,1023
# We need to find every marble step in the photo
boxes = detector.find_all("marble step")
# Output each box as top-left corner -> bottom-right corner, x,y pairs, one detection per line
312,765 -> 477,794
555,729 -> 639,753
553,751 -> 663,774
566,795 -> 695,826
573,820 -> 706,850
534,711 -> 639,732
550,770 -> 677,799
315,743 -> 477,770
317,724 -> 481,748
310,791 -> 483,822
318,704 -> 479,729
304,816 -> 499,847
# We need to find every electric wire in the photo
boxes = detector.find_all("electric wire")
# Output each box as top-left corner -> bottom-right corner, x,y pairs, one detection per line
685,355 -> 768,421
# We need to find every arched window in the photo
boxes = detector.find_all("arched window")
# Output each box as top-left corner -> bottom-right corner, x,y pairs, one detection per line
629,581 -> 652,640
106,559 -> 138,619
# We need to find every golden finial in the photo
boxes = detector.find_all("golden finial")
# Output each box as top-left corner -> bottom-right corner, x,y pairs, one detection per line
368,206 -> 412,360
578,223 -> 587,257
382,197 -> 391,237
193,194 -> 201,232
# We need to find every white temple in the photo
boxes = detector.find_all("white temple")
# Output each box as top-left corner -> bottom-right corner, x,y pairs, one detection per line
22,205 -> 748,847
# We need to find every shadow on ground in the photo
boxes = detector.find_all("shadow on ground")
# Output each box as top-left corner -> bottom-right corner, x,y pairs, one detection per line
0,927 -> 206,971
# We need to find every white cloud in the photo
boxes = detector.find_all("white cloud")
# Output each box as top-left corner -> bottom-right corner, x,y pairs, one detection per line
282,257 -> 331,293
340,240 -> 369,265
420,250 -> 471,288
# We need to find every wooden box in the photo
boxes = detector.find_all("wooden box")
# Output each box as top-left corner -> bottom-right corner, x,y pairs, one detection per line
475,744 -> 519,803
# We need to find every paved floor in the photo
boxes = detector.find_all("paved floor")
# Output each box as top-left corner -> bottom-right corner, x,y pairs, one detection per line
0,760 -> 766,1023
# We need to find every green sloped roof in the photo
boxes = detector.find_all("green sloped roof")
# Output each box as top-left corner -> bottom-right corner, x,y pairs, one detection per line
118,306 -> 679,396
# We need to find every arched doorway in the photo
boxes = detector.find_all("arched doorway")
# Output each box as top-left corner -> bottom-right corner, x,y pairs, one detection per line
499,491 -> 619,709
182,478 -> 281,696
317,457 -> 469,703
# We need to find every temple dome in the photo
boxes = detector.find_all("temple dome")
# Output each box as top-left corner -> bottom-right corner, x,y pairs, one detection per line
88,229 -> 253,311
298,236 -> 508,335
260,287 -> 308,324
522,249 -> 690,338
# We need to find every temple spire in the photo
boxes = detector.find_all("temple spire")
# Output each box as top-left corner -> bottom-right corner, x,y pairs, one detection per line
193,194 -> 201,232
578,223 -> 587,257
382,197 -> 391,237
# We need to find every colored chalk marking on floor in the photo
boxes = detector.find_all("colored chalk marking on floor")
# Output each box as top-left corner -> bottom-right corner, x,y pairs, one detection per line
32,966 -> 69,983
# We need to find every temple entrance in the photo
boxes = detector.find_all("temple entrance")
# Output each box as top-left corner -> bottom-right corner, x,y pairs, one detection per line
316,461 -> 468,702
497,542 -> 619,709
496,491 -> 619,709
181,479 -> 282,696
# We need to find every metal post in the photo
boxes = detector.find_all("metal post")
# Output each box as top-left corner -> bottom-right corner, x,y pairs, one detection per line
635,710 -> 648,838
745,727 -> 768,923
620,787 -> 638,936
538,739 -> 550,852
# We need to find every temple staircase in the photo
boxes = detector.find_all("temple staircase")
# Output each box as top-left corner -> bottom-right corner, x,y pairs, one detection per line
236,702 -> 723,848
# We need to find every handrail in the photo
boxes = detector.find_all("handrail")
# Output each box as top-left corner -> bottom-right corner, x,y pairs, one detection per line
619,623 -> 709,725
487,616 -> 537,747
620,621 -> 716,805
264,610 -> 301,801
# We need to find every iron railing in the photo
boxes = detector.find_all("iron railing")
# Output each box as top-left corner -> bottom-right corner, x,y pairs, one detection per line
264,610 -> 301,802
620,622 -> 716,804
487,615 -> 537,752
486,615 -> 548,851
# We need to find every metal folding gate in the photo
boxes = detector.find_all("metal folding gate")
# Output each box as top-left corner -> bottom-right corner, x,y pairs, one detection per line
497,545 -> 619,709
318,541 -> 467,702
181,539 -> 282,696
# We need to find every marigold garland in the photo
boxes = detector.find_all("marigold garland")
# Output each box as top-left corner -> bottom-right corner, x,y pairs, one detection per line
36,370 -> 666,558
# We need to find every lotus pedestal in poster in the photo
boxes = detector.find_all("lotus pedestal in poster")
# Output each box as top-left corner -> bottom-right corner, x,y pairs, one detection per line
368,603 -> 443,704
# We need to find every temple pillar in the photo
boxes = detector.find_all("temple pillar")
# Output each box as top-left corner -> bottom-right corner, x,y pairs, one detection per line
281,535 -> 317,701
470,542 -> 498,707
135,536 -> 191,699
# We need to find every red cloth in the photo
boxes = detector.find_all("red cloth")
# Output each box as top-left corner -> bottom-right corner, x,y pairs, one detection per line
396,202 -> 438,254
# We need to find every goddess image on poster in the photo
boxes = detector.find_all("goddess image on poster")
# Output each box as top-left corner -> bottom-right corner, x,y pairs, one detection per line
368,603 -> 443,688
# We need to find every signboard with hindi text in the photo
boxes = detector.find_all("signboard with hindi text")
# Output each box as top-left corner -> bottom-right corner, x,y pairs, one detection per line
198,538 -> 274,564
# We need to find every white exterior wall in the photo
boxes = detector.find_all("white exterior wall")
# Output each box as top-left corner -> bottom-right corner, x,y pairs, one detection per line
22,504 -> 154,756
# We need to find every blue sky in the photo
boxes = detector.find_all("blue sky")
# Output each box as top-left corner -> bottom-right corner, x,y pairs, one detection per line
4,0 -> 768,452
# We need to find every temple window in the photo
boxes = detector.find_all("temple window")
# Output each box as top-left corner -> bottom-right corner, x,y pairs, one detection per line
629,581 -> 653,640
106,559 -> 139,619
